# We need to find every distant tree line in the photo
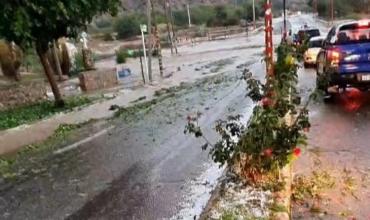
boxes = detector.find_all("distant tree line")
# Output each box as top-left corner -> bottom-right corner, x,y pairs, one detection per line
308,0 -> 369,19
96,0 -> 318,40
93,1 -> 268,40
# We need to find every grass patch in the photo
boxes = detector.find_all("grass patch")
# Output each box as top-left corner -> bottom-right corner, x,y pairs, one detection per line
0,96 -> 93,130
292,170 -> 336,202
341,168 -> 358,199
269,203 -> 288,213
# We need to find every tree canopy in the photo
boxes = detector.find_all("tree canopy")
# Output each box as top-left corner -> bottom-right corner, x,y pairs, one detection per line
0,0 -> 120,50
0,0 -> 120,106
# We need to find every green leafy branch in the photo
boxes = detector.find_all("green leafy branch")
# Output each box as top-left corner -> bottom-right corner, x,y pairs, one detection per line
185,42 -> 311,182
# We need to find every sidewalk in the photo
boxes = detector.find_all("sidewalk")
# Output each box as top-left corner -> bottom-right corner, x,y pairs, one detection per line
0,70 -> 218,155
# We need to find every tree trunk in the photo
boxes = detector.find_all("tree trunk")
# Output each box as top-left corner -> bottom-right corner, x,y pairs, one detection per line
52,40 -> 64,80
36,43 -> 65,107
168,0 -> 178,54
164,0 -> 174,54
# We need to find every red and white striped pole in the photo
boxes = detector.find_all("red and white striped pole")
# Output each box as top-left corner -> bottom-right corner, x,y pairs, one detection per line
264,0 -> 274,77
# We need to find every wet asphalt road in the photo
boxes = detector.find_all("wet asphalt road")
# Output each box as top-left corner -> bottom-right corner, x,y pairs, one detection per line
0,60 -> 262,219
3,14 -> 370,219
294,67 -> 370,219
290,16 -> 370,218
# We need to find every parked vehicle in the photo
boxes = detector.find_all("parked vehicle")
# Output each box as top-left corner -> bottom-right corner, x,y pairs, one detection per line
316,20 -> 370,98
303,36 -> 325,68
294,27 -> 321,45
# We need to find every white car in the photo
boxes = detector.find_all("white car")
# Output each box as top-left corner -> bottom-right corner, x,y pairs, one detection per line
304,36 -> 325,68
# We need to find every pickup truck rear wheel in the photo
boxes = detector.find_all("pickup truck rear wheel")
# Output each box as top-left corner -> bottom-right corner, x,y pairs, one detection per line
316,75 -> 334,102
316,75 -> 327,91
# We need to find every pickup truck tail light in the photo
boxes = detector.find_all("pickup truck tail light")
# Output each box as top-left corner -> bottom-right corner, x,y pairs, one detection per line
327,49 -> 341,67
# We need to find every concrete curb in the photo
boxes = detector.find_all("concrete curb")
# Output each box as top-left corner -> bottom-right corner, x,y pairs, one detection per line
271,165 -> 292,220
198,171 -> 227,220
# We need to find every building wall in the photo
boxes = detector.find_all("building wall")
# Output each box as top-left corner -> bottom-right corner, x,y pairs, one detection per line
0,82 -> 47,111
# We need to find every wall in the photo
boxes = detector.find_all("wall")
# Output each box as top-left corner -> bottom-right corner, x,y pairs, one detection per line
79,68 -> 118,92
0,82 -> 47,111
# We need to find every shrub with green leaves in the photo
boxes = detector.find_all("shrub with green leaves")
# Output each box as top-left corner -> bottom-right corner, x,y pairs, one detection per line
116,49 -> 128,64
70,51 -> 84,76
308,0 -> 369,18
185,43 -> 312,183
173,5 -> 243,27
114,14 -> 145,39
115,48 -> 146,64
103,33 -> 115,41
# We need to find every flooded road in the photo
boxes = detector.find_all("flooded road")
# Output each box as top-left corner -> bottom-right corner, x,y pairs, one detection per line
294,67 -> 370,219
3,13 -> 368,220
0,58 -> 265,219
287,16 -> 370,219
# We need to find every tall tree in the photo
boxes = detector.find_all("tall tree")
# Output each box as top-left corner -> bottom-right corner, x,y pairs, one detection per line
0,0 -> 119,106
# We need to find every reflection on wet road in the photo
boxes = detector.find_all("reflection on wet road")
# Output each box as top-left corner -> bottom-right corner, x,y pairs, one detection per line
294,66 -> 370,219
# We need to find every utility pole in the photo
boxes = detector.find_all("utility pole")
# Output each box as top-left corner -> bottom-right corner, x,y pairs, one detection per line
330,0 -> 334,25
283,0 -> 287,41
140,24 -> 148,83
187,3 -> 192,28
169,0 -> 178,54
313,0 -> 318,15
252,0 -> 256,29
139,51 -> 146,84
164,0 -> 174,54
264,0 -> 274,77
147,0 -> 153,82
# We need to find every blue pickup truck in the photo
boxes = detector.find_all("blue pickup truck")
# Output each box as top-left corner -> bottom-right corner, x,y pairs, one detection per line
316,20 -> 370,98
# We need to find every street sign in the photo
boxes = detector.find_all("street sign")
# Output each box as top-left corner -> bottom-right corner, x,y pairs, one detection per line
140,24 -> 147,33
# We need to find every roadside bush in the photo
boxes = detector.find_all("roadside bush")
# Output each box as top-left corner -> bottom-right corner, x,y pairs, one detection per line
173,10 -> 188,27
116,49 -> 128,64
173,5 -> 243,27
308,0 -> 367,18
191,5 -> 216,26
70,51 -> 84,76
116,48 -> 146,64
154,12 -> 166,25
103,33 -> 115,41
115,14 -> 146,39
